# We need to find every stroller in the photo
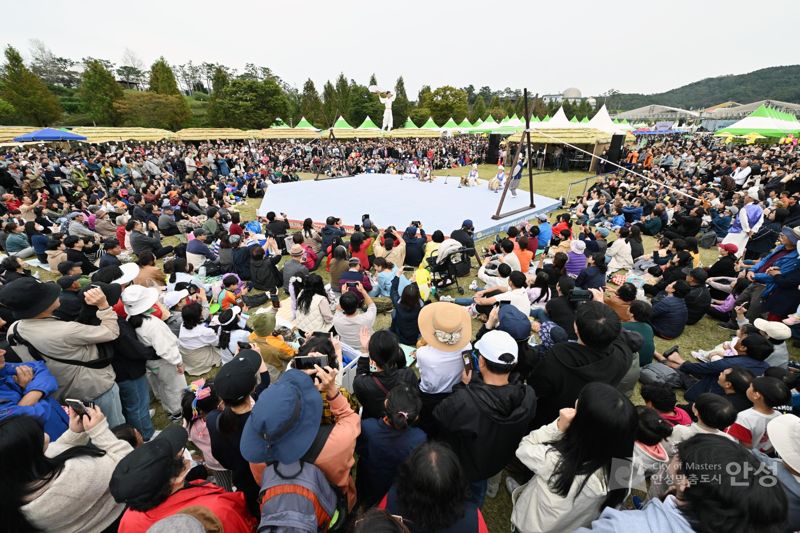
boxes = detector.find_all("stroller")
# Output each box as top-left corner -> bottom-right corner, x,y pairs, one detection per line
427,238 -> 473,294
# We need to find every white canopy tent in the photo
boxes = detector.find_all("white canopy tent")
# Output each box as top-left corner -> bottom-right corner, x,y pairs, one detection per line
588,105 -> 627,135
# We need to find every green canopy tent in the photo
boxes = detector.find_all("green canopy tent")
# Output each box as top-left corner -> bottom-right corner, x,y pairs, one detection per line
331,116 -> 354,129
469,115 -> 499,133
420,117 -> 440,129
457,118 -> 473,129
500,115 -> 511,124
441,117 -> 459,129
357,116 -> 381,130
473,118 -> 484,127
570,116 -> 579,123
542,114 -> 551,122
580,117 -> 590,123
294,117 -> 318,130
715,104 -> 800,138
402,117 -> 419,129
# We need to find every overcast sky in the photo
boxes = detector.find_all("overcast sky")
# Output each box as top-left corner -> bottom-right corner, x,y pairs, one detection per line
4,0 -> 798,98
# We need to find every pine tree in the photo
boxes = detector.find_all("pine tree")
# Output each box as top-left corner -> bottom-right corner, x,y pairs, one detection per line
148,57 -> 180,95
211,66 -> 230,97
334,74 -> 351,119
470,95 -> 487,122
299,79 -> 323,126
78,60 -> 123,125
0,46 -> 62,125
321,81 -> 337,127
393,76 -> 410,127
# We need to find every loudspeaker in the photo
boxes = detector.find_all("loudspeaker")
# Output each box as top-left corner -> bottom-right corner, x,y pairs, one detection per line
607,134 -> 625,164
487,134 -> 501,164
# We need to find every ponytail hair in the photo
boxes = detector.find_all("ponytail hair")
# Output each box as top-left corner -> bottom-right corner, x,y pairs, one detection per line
385,383 -> 422,431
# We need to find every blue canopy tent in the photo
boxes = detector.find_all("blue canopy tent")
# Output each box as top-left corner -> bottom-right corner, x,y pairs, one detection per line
13,128 -> 87,142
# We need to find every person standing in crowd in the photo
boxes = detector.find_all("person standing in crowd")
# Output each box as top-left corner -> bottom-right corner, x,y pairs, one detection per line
1,405 -> 132,532
433,330 -> 536,504
1,278 -> 125,427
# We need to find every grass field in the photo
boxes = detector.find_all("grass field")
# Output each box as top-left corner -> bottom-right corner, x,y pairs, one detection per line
32,165 -> 798,532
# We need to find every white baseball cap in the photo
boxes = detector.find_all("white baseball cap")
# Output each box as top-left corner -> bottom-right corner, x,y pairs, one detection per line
112,263 -> 140,286
474,330 -> 518,365
768,414 -> 800,473
754,318 -> 791,341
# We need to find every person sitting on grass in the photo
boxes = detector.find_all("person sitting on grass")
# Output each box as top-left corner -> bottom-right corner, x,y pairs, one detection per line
640,383 -> 692,427
632,406 -> 673,497
649,280 -> 690,340
218,274 -> 246,311
333,282 -> 376,350
656,335 -> 772,403
725,376 -> 791,452
623,300 -> 655,367
666,393 -> 737,454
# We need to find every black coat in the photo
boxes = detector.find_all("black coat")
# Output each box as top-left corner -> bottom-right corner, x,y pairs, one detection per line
685,284 -> 711,325
763,269 -> 800,317
545,296 -> 577,340
65,247 -> 97,274
433,378 -> 536,482
528,331 -> 638,429
249,255 -> 282,291
353,357 -> 419,419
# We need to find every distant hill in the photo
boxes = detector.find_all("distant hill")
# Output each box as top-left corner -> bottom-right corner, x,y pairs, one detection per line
607,65 -> 800,111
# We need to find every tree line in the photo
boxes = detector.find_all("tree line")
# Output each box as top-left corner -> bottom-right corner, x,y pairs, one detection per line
0,42 -> 599,130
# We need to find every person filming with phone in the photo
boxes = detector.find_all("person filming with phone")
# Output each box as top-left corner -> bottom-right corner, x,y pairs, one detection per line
333,281 -> 377,350
430,330 -> 536,505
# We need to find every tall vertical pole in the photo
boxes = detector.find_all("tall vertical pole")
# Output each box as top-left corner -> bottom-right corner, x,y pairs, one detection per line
524,88 -> 535,208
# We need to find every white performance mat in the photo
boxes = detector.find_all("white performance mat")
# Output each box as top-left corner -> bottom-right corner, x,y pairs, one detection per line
257,173 -> 560,240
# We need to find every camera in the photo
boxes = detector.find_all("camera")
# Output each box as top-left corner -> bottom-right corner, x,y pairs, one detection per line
569,288 -> 593,305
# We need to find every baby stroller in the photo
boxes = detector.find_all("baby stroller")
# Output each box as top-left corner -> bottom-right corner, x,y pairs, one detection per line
427,239 -> 473,294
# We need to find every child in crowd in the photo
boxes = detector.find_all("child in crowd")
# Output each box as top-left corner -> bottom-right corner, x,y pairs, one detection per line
217,274 -> 246,310
632,406 -> 673,497
692,323 -> 757,362
717,366 -> 756,412
356,383 -> 427,509
180,379 -> 232,491
666,393 -> 737,454
726,376 -> 791,452
640,383 -> 692,427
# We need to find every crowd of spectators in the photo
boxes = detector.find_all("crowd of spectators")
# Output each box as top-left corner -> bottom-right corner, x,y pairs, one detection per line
0,133 -> 798,533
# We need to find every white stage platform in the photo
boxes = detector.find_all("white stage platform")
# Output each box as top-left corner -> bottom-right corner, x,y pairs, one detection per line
257,173 -> 561,240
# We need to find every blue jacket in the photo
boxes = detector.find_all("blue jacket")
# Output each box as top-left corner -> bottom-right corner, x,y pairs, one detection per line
369,266 -> 397,297
709,208 -> 732,238
31,233 -> 49,256
750,245 -> 800,298
537,222 -> 552,249
611,214 -> 626,227
680,355 -> 769,402
0,361 -> 68,439
650,295 -> 687,339
622,205 -> 643,222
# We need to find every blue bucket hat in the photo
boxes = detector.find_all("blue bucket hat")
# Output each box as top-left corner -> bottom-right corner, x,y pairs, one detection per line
240,369 -> 323,464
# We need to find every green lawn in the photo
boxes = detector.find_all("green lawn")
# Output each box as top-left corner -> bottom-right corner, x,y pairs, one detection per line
31,166 -> 797,533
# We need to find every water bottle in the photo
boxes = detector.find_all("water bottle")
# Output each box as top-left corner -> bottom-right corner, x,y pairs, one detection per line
198,265 -> 207,278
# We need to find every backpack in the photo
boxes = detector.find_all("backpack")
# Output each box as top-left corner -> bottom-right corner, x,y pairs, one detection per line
257,425 -> 347,532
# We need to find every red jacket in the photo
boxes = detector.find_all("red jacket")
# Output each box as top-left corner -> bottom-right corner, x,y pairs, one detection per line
118,481 -> 256,533
116,225 -> 127,250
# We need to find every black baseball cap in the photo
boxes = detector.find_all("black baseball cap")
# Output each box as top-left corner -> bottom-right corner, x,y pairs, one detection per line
57,260 -> 81,275
56,274 -> 82,290
109,425 -> 188,507
213,349 -> 262,402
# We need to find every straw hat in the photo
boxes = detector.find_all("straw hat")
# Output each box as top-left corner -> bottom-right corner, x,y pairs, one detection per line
418,302 -> 472,351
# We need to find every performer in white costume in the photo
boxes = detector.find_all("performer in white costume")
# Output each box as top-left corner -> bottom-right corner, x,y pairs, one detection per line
380,91 -> 396,131
460,163 -> 479,188
489,165 -> 505,192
